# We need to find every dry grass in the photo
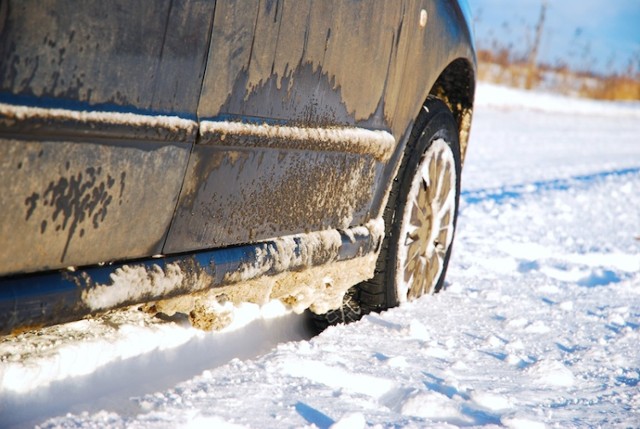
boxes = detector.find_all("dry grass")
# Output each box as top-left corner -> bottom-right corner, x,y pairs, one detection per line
478,49 -> 640,101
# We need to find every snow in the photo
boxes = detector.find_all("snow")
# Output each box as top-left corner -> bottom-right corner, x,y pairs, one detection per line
82,263 -> 189,311
81,220 -> 383,328
1,315 -> 194,395
200,120 -> 395,162
0,102 -> 197,133
475,83 -> 640,119
2,83 -> 640,428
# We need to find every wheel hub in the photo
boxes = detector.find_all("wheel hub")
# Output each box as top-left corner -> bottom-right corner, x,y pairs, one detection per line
397,138 -> 457,301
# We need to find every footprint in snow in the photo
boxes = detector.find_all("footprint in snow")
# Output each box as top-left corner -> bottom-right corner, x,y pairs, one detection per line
281,359 -> 394,398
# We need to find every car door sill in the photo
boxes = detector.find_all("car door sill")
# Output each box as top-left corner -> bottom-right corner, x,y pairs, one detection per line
0,220 -> 384,336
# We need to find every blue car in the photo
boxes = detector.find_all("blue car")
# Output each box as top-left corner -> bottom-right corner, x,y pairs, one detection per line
0,0 -> 476,334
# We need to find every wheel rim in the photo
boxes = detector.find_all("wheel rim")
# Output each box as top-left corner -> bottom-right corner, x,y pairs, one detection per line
396,138 -> 457,301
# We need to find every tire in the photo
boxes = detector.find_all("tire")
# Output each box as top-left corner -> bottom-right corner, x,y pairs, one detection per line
310,286 -> 362,332
312,97 -> 461,330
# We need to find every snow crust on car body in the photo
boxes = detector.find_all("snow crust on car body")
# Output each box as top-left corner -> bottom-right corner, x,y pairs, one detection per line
0,102 -> 198,135
200,120 -> 395,162
81,219 -> 384,331
153,254 -> 381,331
81,262 -> 194,312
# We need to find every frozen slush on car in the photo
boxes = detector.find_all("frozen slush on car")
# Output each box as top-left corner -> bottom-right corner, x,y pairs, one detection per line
0,0 -> 475,334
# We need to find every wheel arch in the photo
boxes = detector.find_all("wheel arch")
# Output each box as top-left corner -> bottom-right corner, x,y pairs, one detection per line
427,57 -> 476,165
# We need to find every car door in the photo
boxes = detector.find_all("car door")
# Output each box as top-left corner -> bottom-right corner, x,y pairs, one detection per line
164,0 -> 409,252
0,0 -> 215,274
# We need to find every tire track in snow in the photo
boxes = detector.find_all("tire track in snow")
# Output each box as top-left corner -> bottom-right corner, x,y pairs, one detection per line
461,167 -> 640,206
456,166 -> 640,290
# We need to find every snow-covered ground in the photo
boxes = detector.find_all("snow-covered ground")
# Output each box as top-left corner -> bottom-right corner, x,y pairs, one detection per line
2,83 -> 639,428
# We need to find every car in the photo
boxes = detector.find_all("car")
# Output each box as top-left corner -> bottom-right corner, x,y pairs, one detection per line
0,0 -> 476,335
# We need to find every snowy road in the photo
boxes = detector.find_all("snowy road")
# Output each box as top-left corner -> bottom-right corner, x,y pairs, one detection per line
2,84 -> 640,428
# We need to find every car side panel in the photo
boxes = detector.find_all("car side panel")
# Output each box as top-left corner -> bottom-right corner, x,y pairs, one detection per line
368,0 -> 476,214
164,0 -> 475,253
164,0 -> 402,252
163,145 -> 384,252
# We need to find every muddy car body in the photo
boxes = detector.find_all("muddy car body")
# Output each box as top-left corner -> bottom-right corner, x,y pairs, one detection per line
0,0 -> 475,334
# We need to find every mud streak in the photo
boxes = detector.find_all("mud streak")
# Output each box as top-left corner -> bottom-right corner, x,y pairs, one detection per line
24,166 -> 125,262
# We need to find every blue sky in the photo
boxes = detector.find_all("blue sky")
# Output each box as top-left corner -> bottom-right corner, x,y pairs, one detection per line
467,0 -> 640,74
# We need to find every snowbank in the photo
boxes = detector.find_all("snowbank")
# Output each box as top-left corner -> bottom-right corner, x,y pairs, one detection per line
476,82 -> 640,118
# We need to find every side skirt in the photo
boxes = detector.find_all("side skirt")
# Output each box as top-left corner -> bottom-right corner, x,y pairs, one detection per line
0,220 -> 383,336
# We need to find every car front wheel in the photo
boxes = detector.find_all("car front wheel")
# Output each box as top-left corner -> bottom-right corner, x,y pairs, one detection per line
313,97 -> 462,329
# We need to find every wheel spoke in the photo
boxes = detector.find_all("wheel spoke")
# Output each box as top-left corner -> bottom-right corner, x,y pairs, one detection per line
426,253 -> 441,291
439,165 -> 452,205
428,157 -> 438,200
418,178 -> 430,210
